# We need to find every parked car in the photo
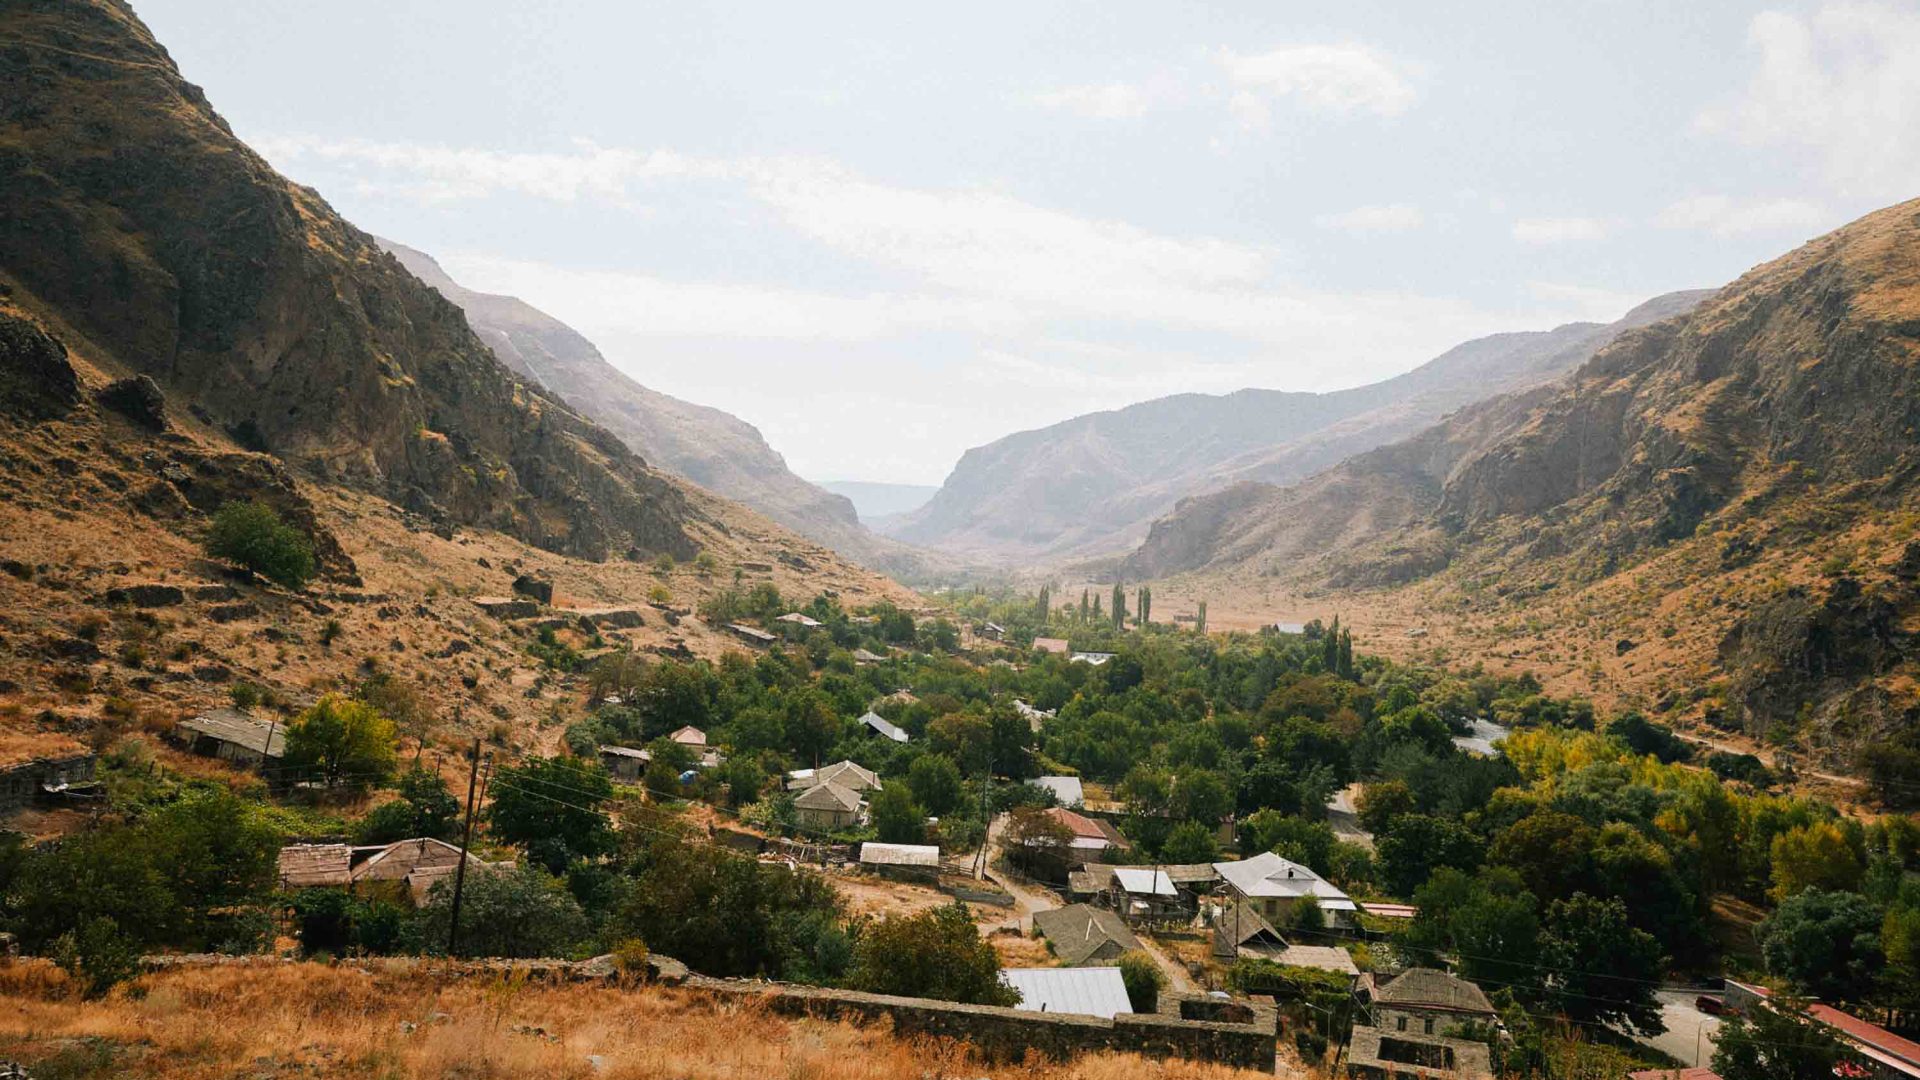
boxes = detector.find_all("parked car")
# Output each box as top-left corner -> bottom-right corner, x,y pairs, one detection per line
1696,995 -> 1726,1016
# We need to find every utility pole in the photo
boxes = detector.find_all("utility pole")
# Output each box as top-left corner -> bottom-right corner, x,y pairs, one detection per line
257,715 -> 279,786
447,736 -> 482,957
974,753 -> 992,880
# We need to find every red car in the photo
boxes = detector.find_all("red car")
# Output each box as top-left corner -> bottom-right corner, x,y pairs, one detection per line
1695,995 -> 1726,1016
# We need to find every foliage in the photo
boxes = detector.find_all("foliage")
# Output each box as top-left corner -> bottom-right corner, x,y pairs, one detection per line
1540,894 -> 1665,1034
487,755 -> 614,873
1759,888 -> 1885,1001
283,694 -> 398,790
869,783 -> 926,845
355,766 -> 463,844
1117,949 -> 1165,1012
1162,819 -> 1220,863
848,902 -> 1018,1006
1377,813 -> 1481,896
204,500 -> 315,588
906,753 -> 965,817
1712,1001 -> 1858,1080
407,864 -> 590,959
1769,821 -> 1865,902
51,916 -> 142,998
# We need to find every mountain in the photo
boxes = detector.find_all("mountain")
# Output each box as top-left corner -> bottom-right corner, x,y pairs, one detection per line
815,480 -> 940,522
377,241 -> 915,569
1127,197 -> 1920,768
885,291 -> 1712,564
0,0 -> 914,735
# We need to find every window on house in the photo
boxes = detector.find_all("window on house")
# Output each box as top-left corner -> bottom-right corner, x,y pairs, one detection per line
1424,1018 -> 1435,1034
1397,1017 -> 1407,1032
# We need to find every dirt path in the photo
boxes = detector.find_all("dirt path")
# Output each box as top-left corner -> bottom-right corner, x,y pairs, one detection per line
980,813 -> 1065,933
1135,935 -> 1196,994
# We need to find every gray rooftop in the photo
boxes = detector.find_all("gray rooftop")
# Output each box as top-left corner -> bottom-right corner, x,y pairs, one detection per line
178,708 -> 285,758
1376,968 -> 1497,1015
1000,966 -> 1133,1019
859,711 -> 909,743
1032,903 -> 1142,966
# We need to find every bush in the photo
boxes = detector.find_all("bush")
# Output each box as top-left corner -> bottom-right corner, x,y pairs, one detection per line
1117,949 -> 1166,1012
52,916 -> 141,998
204,500 -> 315,589
849,901 -> 1017,1006
407,864 -> 590,959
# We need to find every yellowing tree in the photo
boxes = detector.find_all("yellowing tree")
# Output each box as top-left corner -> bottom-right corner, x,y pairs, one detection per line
1768,821 -> 1864,902
284,694 -> 397,790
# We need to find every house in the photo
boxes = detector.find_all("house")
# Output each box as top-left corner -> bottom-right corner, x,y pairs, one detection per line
1030,775 -> 1084,808
276,843 -> 353,889
981,621 -> 1006,641
1275,944 -> 1361,977
1070,651 -> 1115,666
669,726 -> 707,748
599,744 -> 650,783
0,745 -> 97,813
726,623 -> 777,647
793,781 -> 864,830
1112,867 -> 1181,917
1000,966 -> 1133,1019
1032,904 -> 1143,966
859,710 -> 910,743
1347,1025 -> 1494,1080
1628,1070 -> 1723,1080
787,759 -> 883,794
1014,700 -> 1055,733
1210,901 -> 1289,960
1272,622 -> 1306,635
1213,851 -> 1356,926
174,708 -> 285,767
1032,637 -> 1070,655
1371,968 -> 1498,1036
776,612 -> 823,628
851,648 -> 887,664
858,842 -> 940,882
1725,979 -> 1920,1079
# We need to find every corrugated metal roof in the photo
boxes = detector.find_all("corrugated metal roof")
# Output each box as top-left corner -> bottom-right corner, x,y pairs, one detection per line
1214,851 -> 1351,905
1031,776 -> 1084,807
859,842 -> 940,867
178,708 -> 284,757
859,711 -> 909,743
1112,868 -> 1176,896
1000,966 -> 1132,1018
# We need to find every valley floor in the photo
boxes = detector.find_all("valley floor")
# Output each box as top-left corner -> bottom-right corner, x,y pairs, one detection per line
0,961 -> 1268,1080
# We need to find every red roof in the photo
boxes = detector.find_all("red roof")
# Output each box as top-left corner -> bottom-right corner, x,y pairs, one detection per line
1805,1004 -> 1920,1077
1046,807 -> 1106,839
1629,1070 -> 1721,1080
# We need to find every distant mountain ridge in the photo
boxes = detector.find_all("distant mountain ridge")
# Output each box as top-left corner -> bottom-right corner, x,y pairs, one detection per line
378,242 -> 944,578
1125,197 -> 1920,768
884,290 -> 1712,565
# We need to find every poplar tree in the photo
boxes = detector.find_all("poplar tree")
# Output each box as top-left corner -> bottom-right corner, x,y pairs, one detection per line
1111,583 -> 1126,629
1035,587 -> 1050,623
1195,600 -> 1207,635
1080,591 -> 1090,623
1323,616 -> 1341,671
1338,629 -> 1355,680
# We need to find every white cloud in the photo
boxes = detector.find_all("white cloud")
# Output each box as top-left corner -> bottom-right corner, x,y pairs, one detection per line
1653,195 -> 1832,237
1219,44 -> 1417,127
1031,82 -> 1155,120
1511,216 -> 1609,244
1696,4 -> 1920,199
1314,203 -> 1425,233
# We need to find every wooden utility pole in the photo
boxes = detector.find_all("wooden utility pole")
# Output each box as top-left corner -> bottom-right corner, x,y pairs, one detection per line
257,716 -> 279,786
446,736 -> 482,957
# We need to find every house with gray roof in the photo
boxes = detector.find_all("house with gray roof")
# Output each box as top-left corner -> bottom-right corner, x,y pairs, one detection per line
173,708 -> 284,767
793,780 -> 864,829
859,710 -> 909,743
1032,903 -> 1143,966
1371,968 -> 1497,1036
1213,851 -> 1355,926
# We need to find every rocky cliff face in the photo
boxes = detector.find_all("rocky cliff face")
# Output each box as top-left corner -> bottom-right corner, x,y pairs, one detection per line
890,291 -> 1709,565
0,0 -> 692,562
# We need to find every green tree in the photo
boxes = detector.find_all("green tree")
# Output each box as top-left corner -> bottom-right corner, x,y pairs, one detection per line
1355,780 -> 1416,834
870,783 -> 927,845
1118,949 -> 1166,1012
849,901 -> 1019,1005
1240,811 -> 1336,871
1759,888 -> 1885,1002
407,864 -> 589,958
1769,821 -> 1865,902
1402,867 -> 1541,990
355,766 -> 462,843
614,830 -> 841,978
1195,600 -> 1207,635
204,500 -> 316,589
1540,894 -> 1665,1034
907,754 -> 965,817
283,694 -> 397,790
487,755 -> 614,873
1163,820 -> 1220,863
1712,1001 -> 1857,1080
1377,813 -> 1482,896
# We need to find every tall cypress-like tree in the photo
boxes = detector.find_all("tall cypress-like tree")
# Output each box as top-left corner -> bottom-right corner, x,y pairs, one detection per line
1139,587 -> 1151,625
1195,600 -> 1207,635
1111,583 -> 1126,629
1323,616 -> 1341,671
1080,590 -> 1090,623
1338,629 -> 1355,680
1035,586 -> 1050,623
1093,593 -> 1102,621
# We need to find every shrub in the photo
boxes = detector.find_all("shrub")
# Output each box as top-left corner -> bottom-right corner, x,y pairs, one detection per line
407,864 -> 590,959
849,902 -> 1017,1006
1117,949 -> 1166,1012
52,916 -> 141,998
282,694 -> 397,790
205,500 -> 315,589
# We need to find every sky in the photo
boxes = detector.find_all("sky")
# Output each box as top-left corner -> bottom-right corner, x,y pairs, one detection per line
135,1 -> 1920,485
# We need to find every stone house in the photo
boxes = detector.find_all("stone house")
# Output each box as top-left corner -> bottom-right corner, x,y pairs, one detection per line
793,780 -> 864,830
1370,968 -> 1497,1037
172,708 -> 285,768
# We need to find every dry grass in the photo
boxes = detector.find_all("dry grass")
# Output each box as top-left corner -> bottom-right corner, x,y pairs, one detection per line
0,960 -> 1270,1079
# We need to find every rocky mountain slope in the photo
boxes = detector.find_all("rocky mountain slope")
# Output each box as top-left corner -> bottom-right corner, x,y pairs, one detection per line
1130,197 -> 1920,770
378,241 -> 928,573
0,0 -> 915,768
886,292 -> 1709,564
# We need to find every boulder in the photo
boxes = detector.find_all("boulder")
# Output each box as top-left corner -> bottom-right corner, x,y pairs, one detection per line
473,596 -> 539,620
511,574 -> 553,605
0,313 -> 79,419
96,374 -> 168,430
106,583 -> 185,608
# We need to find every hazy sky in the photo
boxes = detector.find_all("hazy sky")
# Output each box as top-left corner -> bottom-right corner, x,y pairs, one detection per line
137,1 -> 1920,484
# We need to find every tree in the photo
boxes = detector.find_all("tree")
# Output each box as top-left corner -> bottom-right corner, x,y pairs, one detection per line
1488,810 -> 1596,903
870,784 -> 927,845
1377,814 -> 1482,897
927,712 -> 992,776
923,617 -> 960,652
1138,586 -> 1152,626
1118,950 -> 1166,1012
283,694 -> 397,790
1540,894 -> 1665,1034
1163,820 -> 1220,863
356,766 -> 462,843
907,754 -> 965,817
1111,583 -> 1126,629
1403,867 -> 1542,990
1034,587 -> 1051,623
204,499 -> 315,589
850,901 -> 1019,1005
1712,1001 -> 1857,1080
1356,780 -> 1416,834
1005,806 -> 1075,874
1170,768 -> 1233,827
487,755 -> 614,872
1759,888 -> 1885,1002
1769,821 -> 1865,902
1240,811 -> 1335,871
615,830 -> 842,978
407,864 -> 589,958
1195,600 -> 1207,635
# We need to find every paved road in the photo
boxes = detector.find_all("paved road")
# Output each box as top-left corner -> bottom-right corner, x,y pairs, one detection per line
1325,784 -> 1374,850
1634,990 -> 1722,1068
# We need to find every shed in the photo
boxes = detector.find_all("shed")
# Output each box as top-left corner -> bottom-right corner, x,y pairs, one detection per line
174,708 -> 284,766
1000,966 -> 1132,1019
858,842 -> 940,881
1032,904 -> 1143,966
851,648 -> 887,664
726,623 -> 777,646
669,726 -> 708,747
777,612 -> 823,628
1031,637 -> 1070,655
1112,867 -> 1177,897
277,843 -> 353,889
859,711 -> 909,743
598,744 -> 650,783
1210,901 -> 1288,960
